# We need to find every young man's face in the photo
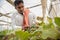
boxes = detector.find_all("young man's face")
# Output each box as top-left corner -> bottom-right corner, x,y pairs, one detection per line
15,3 -> 24,14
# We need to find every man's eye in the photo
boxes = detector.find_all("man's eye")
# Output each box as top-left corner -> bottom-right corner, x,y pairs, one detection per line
18,7 -> 21,9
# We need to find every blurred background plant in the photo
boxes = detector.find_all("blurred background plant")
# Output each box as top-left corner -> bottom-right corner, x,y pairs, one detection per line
0,17 -> 60,40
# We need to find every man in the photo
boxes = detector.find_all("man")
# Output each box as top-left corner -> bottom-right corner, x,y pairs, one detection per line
11,0 -> 36,30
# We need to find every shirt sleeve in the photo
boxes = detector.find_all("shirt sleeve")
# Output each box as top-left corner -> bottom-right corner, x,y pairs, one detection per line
11,13 -> 16,26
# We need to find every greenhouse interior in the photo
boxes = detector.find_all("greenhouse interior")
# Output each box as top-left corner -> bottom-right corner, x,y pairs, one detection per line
0,0 -> 60,40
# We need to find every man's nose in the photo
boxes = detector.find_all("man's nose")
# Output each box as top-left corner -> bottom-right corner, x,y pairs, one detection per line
20,8 -> 23,10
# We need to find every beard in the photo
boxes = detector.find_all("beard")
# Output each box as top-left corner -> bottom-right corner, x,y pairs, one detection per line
18,11 -> 23,15
20,13 -> 23,15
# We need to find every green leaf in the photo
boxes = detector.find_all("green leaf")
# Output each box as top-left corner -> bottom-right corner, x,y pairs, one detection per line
47,17 -> 52,23
0,30 -> 8,36
41,30 -> 48,39
15,30 -> 30,40
41,29 -> 58,39
54,17 -> 60,26
31,30 -> 42,37
30,36 -> 37,40
42,23 -> 54,30
0,30 -> 8,40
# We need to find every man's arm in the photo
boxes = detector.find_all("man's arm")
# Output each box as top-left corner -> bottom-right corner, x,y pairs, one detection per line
11,13 -> 18,30
11,15 -> 16,26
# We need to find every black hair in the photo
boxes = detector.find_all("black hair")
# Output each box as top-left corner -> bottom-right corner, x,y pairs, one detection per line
14,0 -> 24,6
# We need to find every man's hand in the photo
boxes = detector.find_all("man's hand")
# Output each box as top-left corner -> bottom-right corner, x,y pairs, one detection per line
22,26 -> 30,31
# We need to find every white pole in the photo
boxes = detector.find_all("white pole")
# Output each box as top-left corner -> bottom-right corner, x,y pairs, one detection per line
41,0 -> 47,22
